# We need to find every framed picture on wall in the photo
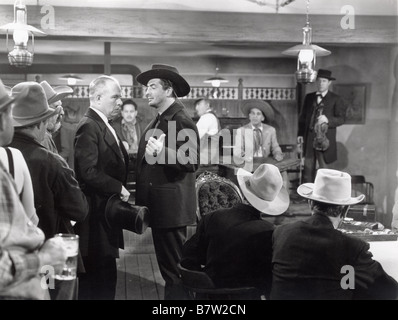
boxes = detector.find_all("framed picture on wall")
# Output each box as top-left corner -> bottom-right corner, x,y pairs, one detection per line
333,84 -> 367,124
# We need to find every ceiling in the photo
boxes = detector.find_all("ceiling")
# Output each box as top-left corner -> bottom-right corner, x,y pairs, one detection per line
0,0 -> 397,60
3,0 -> 398,15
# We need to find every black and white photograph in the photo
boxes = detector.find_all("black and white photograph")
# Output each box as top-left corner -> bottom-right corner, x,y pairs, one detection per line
0,0 -> 397,308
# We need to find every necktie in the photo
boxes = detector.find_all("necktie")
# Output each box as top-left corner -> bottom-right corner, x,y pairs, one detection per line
316,93 -> 323,105
253,128 -> 262,155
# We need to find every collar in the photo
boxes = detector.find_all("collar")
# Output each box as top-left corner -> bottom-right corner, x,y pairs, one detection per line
121,118 -> 137,126
251,124 -> 263,131
316,91 -> 328,98
90,107 -> 109,124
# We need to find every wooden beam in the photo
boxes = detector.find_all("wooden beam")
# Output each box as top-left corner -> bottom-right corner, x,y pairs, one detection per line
104,42 -> 111,75
0,6 -> 396,45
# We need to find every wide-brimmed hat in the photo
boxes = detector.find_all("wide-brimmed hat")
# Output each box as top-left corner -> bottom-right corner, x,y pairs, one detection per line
104,194 -> 150,234
11,82 -> 56,128
317,69 -> 336,81
0,80 -> 16,112
40,81 -> 73,104
297,169 -> 365,205
136,64 -> 190,97
240,99 -> 275,122
237,164 -> 289,216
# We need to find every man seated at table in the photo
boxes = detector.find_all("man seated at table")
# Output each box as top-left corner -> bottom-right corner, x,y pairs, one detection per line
181,164 -> 289,299
271,168 -> 398,300
233,99 -> 283,163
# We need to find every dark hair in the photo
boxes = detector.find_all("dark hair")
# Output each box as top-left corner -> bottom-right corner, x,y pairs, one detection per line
121,99 -> 138,111
194,97 -> 209,106
310,200 -> 349,218
159,79 -> 177,98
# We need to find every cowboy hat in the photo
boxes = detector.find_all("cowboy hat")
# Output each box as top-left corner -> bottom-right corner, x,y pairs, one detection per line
136,64 -> 190,97
104,194 -> 150,234
11,82 -> 57,128
240,99 -> 275,122
317,69 -> 336,81
297,169 -> 365,205
237,163 -> 289,216
40,81 -> 74,104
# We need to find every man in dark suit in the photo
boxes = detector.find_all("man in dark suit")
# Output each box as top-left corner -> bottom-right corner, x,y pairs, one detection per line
135,64 -> 199,300
298,69 -> 347,183
181,164 -> 289,299
74,75 -> 130,300
271,168 -> 398,300
9,82 -> 88,240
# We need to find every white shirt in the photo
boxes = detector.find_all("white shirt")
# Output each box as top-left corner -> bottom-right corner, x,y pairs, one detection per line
316,90 -> 328,104
196,111 -> 219,139
90,107 -> 120,146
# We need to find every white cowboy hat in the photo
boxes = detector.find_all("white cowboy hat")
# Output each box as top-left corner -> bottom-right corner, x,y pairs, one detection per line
237,163 -> 289,216
297,169 -> 365,205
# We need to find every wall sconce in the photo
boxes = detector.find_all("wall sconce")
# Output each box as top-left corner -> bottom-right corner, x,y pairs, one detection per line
0,0 -> 46,68
204,66 -> 229,88
282,0 -> 330,83
59,74 -> 83,86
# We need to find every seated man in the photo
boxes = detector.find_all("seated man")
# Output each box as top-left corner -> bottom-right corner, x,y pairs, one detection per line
181,164 -> 289,299
234,99 -> 283,163
271,168 -> 398,300
194,98 -> 220,165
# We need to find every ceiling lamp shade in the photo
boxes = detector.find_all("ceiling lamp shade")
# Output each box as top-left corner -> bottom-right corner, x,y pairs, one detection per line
282,0 -> 331,83
204,67 -> 229,88
59,74 -> 83,86
0,0 -> 46,68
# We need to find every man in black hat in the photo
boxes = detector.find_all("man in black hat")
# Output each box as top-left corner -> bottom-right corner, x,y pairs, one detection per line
135,64 -> 199,300
298,69 -> 347,183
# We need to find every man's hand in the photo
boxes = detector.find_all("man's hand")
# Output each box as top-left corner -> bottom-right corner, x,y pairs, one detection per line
146,133 -> 166,158
38,237 -> 68,272
274,153 -> 284,162
120,185 -> 130,202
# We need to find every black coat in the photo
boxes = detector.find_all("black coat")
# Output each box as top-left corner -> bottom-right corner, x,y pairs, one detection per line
10,132 -> 88,239
135,101 -> 199,228
74,108 -> 129,258
181,203 -> 275,296
298,91 -> 347,164
271,213 -> 398,300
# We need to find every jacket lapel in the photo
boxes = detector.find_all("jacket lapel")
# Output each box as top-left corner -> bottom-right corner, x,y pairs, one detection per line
86,108 -> 125,162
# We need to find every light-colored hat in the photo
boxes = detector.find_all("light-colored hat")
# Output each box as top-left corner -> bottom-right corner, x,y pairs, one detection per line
237,163 -> 289,215
40,81 -> 73,104
297,169 -> 365,205
136,64 -> 190,97
240,99 -> 275,122
11,82 -> 56,128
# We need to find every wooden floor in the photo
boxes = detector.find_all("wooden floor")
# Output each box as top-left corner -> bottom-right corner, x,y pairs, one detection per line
115,251 -> 165,300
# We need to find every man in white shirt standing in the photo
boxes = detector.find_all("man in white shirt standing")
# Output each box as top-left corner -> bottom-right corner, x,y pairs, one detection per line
195,98 -> 220,165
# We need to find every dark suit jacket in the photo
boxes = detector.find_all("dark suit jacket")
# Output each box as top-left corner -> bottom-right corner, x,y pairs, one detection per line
74,108 -> 129,258
271,213 -> 398,300
135,100 -> 199,228
298,91 -> 347,163
9,132 -> 88,239
181,203 -> 274,297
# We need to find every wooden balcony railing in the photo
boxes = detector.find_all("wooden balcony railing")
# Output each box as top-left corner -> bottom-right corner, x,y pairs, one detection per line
69,85 -> 296,100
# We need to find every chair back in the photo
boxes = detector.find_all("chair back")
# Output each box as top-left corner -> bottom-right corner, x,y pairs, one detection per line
195,171 -> 244,221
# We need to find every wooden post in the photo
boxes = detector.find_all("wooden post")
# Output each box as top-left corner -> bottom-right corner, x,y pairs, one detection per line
104,42 -> 111,75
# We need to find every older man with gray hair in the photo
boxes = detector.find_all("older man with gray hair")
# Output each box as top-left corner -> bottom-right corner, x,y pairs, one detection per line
74,75 -> 130,300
